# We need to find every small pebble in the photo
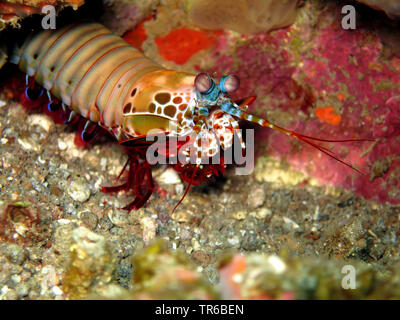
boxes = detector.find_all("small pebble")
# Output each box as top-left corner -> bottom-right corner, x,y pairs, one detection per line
29,114 -> 53,132
192,250 -> 210,266
1,244 -> 27,265
140,216 -> 157,245
158,168 -> 181,185
67,180 -> 91,202
246,188 -> 266,209
232,210 -> 247,220
191,238 -> 202,251
252,207 -> 272,220
227,236 -> 240,247
180,228 -> 192,241
283,216 -> 300,230
79,211 -> 98,230
58,139 -> 68,151
18,138 -> 40,152
172,210 -> 191,223
52,286 -> 63,296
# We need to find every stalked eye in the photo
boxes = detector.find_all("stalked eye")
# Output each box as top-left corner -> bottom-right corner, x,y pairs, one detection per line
195,73 -> 213,93
220,74 -> 240,93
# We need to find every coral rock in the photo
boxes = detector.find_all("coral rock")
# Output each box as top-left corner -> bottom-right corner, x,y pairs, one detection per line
130,240 -> 217,299
62,227 -> 115,299
185,0 -> 300,34
219,253 -> 400,299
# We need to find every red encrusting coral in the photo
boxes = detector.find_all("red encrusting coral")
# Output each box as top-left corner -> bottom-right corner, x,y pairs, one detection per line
315,107 -> 341,126
123,21 -> 148,51
155,27 -> 222,65
123,15 -> 154,51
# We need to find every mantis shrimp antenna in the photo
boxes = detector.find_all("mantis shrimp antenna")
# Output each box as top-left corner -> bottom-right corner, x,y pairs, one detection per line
172,164 -> 200,213
221,102 -> 373,175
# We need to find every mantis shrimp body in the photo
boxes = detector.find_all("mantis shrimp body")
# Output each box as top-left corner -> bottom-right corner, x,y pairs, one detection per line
10,22 -> 364,210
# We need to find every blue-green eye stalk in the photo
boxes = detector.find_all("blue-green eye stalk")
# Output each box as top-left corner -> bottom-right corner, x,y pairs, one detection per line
194,73 -> 246,119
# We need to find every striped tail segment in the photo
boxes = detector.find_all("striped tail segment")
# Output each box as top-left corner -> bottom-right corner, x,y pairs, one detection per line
9,23 -> 163,211
10,22 -> 162,130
